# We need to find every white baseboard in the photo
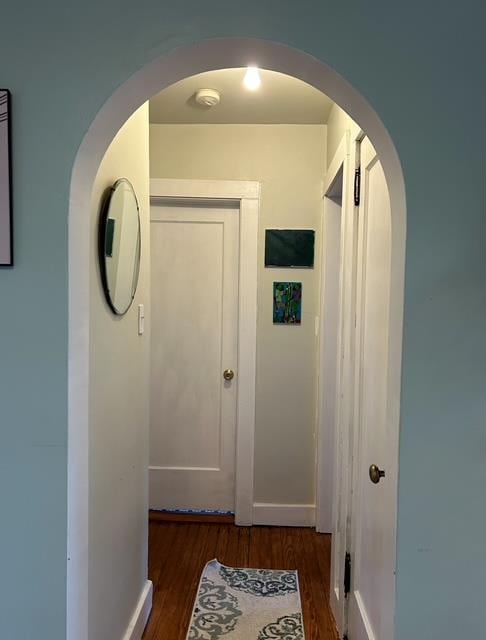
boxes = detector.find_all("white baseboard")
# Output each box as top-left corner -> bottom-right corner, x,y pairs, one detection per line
252,503 -> 316,527
122,580 -> 153,640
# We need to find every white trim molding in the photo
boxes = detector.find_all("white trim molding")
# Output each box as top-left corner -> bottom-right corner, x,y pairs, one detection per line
252,503 -> 316,527
315,132 -> 351,535
150,178 -> 259,201
150,178 -> 260,527
121,580 -> 153,640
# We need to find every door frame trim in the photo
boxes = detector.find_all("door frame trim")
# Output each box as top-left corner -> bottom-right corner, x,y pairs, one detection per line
317,131 -> 356,637
150,178 -> 260,525
316,131 -> 350,535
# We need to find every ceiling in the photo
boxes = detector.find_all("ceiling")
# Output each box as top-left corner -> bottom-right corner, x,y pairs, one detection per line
149,68 -> 334,125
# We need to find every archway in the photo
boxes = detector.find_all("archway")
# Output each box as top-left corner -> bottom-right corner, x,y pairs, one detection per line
67,37 -> 406,639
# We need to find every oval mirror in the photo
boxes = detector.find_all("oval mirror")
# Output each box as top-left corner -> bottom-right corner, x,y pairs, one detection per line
99,178 -> 141,315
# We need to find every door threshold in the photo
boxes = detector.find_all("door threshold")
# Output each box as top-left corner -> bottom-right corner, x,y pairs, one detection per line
149,509 -> 235,524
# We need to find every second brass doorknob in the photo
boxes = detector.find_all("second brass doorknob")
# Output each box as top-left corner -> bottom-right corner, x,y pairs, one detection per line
223,369 -> 235,381
369,464 -> 385,484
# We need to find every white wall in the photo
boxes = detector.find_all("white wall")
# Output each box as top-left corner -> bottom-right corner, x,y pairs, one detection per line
150,124 -> 326,507
89,105 -> 150,640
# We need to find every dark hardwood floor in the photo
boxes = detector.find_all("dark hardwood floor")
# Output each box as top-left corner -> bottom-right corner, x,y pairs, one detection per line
143,518 -> 339,640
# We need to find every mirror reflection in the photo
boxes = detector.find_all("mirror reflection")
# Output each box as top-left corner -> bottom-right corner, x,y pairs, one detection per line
100,178 -> 141,315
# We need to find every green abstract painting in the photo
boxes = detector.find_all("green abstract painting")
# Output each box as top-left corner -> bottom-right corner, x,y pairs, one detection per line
273,282 -> 302,324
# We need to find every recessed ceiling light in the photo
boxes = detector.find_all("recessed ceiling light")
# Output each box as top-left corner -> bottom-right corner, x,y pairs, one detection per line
243,67 -> 261,91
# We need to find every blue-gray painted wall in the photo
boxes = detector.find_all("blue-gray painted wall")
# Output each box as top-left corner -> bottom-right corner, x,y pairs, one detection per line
0,2 -> 484,638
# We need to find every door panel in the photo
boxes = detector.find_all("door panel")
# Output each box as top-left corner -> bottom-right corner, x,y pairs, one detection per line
149,202 -> 239,512
323,179 -> 347,635
348,137 -> 396,640
325,138 -> 355,638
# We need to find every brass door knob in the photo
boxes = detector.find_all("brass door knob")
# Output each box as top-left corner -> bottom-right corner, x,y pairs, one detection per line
223,369 -> 235,381
369,464 -> 386,484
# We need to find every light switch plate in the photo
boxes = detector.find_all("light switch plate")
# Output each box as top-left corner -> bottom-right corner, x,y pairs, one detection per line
138,304 -> 145,335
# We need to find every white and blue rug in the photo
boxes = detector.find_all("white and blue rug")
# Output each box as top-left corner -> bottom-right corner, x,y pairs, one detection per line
186,559 -> 305,639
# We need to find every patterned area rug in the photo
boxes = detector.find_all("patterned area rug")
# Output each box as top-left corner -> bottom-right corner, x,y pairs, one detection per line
186,559 -> 305,639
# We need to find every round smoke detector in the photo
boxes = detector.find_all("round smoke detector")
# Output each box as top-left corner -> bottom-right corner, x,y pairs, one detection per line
195,88 -> 221,108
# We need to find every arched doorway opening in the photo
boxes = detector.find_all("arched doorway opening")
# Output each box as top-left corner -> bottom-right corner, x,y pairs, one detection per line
68,37 -> 406,640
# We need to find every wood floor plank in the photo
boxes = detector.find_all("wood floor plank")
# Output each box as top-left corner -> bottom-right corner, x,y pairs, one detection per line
143,522 -> 195,637
143,521 -> 338,640
311,530 -> 332,595
217,521 -> 238,567
236,525 -> 250,567
281,526 -> 299,570
282,528 -> 319,639
298,529 -> 339,640
248,525 -> 272,568
148,522 -> 178,589
268,525 -> 284,568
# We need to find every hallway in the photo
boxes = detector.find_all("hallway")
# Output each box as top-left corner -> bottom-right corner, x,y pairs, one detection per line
143,518 -> 339,639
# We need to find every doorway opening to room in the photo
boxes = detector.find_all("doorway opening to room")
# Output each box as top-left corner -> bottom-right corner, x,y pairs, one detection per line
68,39 -> 405,640
147,68 -> 331,530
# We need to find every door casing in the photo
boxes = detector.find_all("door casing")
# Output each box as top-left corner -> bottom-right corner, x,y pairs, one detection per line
150,178 -> 260,525
316,131 -> 351,536
316,132 -> 349,637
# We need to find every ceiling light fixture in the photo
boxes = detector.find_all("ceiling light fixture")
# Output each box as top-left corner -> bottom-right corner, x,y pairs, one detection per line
243,66 -> 261,91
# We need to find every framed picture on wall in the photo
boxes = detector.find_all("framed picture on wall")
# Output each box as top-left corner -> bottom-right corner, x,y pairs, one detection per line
273,282 -> 302,324
265,229 -> 314,268
0,89 -> 12,266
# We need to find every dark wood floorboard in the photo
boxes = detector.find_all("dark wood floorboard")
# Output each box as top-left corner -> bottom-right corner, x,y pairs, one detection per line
143,521 -> 339,640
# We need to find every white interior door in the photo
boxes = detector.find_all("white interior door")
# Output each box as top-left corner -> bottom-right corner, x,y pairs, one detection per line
319,168 -> 347,636
322,136 -> 355,638
324,191 -> 347,635
149,200 -> 239,512
348,137 -> 397,640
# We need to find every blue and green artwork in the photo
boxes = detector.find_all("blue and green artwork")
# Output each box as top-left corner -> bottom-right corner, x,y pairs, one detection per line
273,282 -> 302,324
